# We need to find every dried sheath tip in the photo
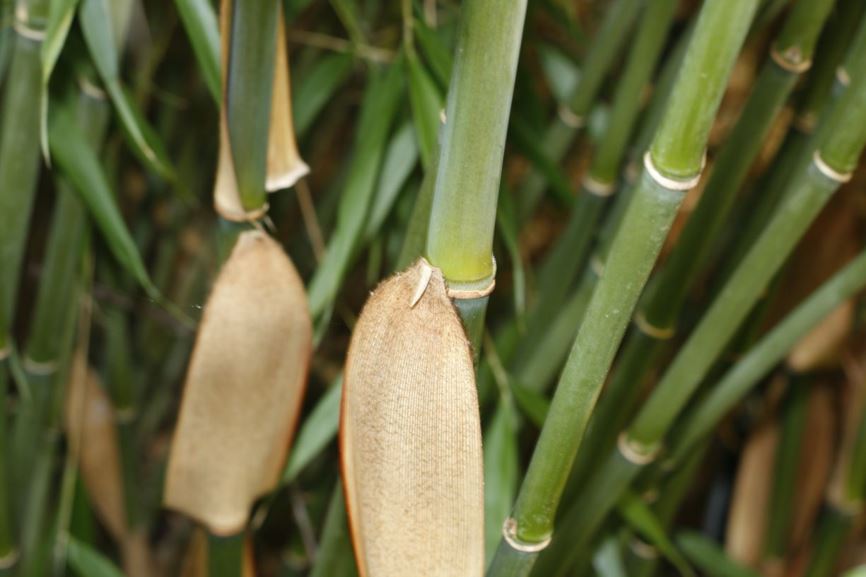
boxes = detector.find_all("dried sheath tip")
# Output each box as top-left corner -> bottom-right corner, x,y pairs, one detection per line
341,259 -> 484,577
266,14 -> 310,192
165,231 -> 312,535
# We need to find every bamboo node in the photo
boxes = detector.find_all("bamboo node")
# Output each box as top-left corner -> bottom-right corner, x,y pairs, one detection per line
643,152 -> 702,192
836,67 -> 851,88
265,162 -> 310,193
502,518 -> 552,553
23,357 -> 58,376
411,258 -> 436,307
13,6 -> 45,42
769,46 -> 811,74
793,113 -> 817,134
633,311 -> 675,340
0,548 -> 18,569
629,537 -> 659,560
78,76 -> 108,101
813,151 -> 853,184
447,257 -> 497,300
617,432 -> 660,465
583,175 -> 616,197
557,104 -> 585,129
214,200 -> 271,223
115,406 -> 137,425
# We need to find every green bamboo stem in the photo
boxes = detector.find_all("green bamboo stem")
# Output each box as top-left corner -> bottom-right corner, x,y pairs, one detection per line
802,506 -> 855,577
0,0 -> 49,566
224,0 -> 278,213
515,0 -> 642,222
309,481 -> 358,577
566,0 -> 834,501
0,369 -> 12,573
626,446 -> 707,577
424,0 -> 527,347
763,376 -> 808,560
487,3 -> 759,574
627,57 -> 866,453
663,249 -> 866,464
209,533 -> 245,577
522,0 -> 677,348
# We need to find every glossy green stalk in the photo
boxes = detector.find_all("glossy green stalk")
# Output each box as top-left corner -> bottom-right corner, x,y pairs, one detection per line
524,0 -> 678,345
628,70 -> 866,452
209,533 -> 244,577
665,252 -> 863,460
425,0 -> 526,348
0,0 -> 48,566
487,3 -> 759,574
225,0 -> 278,212
515,0 -> 642,221
764,378 -> 808,559
567,0 -> 834,498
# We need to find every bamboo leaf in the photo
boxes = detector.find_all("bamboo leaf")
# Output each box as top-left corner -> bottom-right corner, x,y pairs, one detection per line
282,378 -> 342,485
592,536 -> 627,577
414,18 -> 453,88
294,53 -> 354,138
174,0 -> 221,101
483,401 -> 518,563
48,104 -> 158,298
67,537 -> 125,577
496,187 -> 526,319
364,122 -> 419,241
509,379 -> 549,429
676,531 -> 763,577
616,491 -> 695,577
43,0 -> 81,83
307,63 -> 404,317
79,0 -> 175,179
406,54 -> 442,169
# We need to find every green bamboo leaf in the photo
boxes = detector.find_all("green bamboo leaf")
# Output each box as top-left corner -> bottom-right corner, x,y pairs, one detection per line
483,401 -> 518,562
48,104 -> 158,299
105,81 -> 175,179
67,537 -> 125,577
676,531 -> 763,577
174,0 -> 220,101
510,379 -> 549,429
497,187 -> 526,319
592,536 -> 627,577
79,0 -> 175,179
414,18 -> 453,88
406,54 -> 443,169
43,0 -> 80,83
843,568 -> 866,577
281,378 -> 342,485
537,44 -> 580,107
617,491 -> 695,577
509,116 -> 574,204
40,0 -> 82,161
307,63 -> 404,317
294,53 -> 354,138
364,122 -> 419,240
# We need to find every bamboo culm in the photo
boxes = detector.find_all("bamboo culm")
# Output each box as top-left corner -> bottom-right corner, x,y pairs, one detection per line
564,0 -> 836,499
487,2 -> 761,575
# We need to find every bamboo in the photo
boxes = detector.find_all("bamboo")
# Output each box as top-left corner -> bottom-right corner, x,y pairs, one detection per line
626,44 -> 866,460
515,0 -> 642,221
489,2 -> 761,575
517,0 -> 678,355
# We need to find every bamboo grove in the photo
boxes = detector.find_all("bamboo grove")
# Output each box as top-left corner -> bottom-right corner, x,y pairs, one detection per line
3,0 -> 866,576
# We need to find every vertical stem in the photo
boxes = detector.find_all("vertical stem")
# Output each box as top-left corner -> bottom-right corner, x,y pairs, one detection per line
486,1 -> 760,574
424,0 -> 527,349
209,532 -> 245,577
567,0 -> 835,498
